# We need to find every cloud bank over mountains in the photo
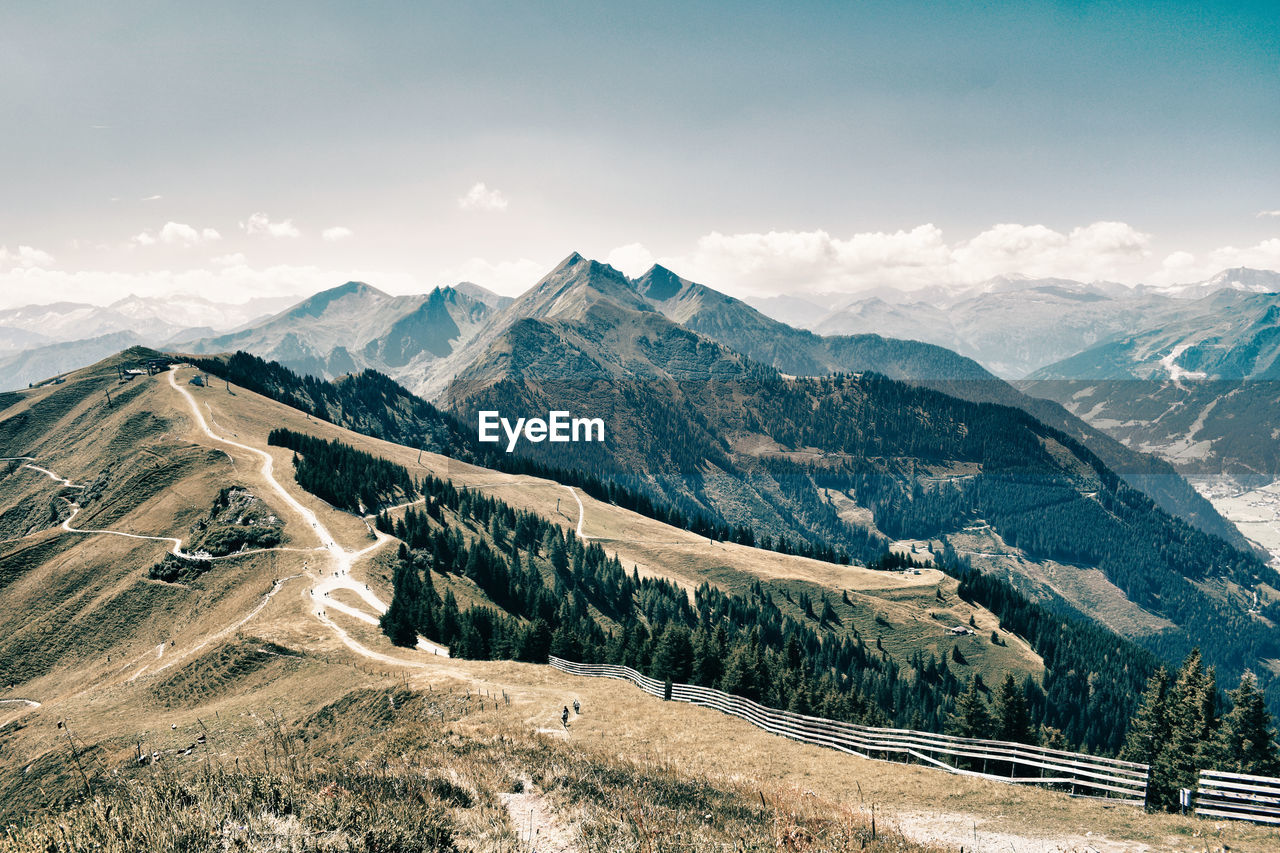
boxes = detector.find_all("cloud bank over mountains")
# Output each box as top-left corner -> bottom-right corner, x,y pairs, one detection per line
608,222 -> 1280,296
2,218 -> 1277,309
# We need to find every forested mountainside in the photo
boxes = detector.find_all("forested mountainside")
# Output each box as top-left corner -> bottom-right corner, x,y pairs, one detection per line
264,426 -> 1159,754
628,261 -> 1247,550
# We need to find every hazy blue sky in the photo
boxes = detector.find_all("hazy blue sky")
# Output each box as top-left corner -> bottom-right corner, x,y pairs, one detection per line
1,1 -> 1277,305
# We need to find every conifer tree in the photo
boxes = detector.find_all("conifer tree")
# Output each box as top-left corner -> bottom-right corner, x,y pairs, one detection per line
520,618 -> 553,663
693,625 -> 726,686
1211,671 -> 1279,776
994,673 -> 1034,744
380,546 -> 423,647
1160,650 -> 1218,805
947,678 -> 992,739
652,625 -> 694,684
1121,667 -> 1170,765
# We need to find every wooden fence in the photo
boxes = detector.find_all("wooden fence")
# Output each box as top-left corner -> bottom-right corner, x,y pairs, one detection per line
548,656 -> 1148,804
1195,769 -> 1280,824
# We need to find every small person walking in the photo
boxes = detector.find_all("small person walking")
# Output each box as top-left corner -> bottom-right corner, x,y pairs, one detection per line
572,699 -> 580,715
561,706 -> 570,728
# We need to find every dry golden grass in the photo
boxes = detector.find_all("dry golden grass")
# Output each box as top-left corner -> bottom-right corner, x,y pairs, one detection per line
8,651 -> 1277,852
4,681 -> 948,853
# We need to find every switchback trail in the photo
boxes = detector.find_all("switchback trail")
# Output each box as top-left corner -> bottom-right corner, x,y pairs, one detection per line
168,368 -> 448,661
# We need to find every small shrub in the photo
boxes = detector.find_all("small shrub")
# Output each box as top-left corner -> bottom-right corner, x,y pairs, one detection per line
147,553 -> 211,584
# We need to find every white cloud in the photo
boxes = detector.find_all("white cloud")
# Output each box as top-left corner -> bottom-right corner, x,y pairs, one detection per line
604,242 -> 655,277
458,182 -> 509,212
141,194 -> 163,201
241,212 -> 302,238
1147,238 -> 1280,285
1257,210 -> 1280,218
133,221 -> 221,247
322,226 -> 354,242
0,245 -> 55,269
438,256 -> 542,296
952,221 -> 1150,282
1207,238 -> 1280,270
211,252 -> 247,267
624,221 -> 1158,296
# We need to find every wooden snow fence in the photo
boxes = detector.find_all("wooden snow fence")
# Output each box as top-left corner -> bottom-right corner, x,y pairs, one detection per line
548,656 -> 1147,804
1195,769 -> 1280,824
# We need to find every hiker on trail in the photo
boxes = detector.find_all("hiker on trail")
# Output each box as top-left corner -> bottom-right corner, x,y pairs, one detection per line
561,706 -> 569,728
573,699 -> 580,715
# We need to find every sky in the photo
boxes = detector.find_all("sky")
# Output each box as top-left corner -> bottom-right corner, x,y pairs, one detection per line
1,0 -> 1277,308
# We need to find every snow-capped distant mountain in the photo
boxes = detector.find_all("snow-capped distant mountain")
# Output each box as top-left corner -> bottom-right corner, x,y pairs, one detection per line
811,269 -> 1280,379
814,281 -> 1171,378
0,293 -> 300,390
105,293 -> 296,338
1141,267 -> 1280,300
0,331 -> 143,390
1020,287 -> 1280,489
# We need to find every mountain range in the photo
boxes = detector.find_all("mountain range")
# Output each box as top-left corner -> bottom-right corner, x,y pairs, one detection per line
1020,287 -> 1280,489
0,294 -> 295,390
805,268 -> 1280,379
138,254 -> 1279,711
7,254 -> 1280,839
178,282 -> 509,383
140,256 -> 1238,555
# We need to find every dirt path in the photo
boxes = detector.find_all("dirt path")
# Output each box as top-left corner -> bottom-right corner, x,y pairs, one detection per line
564,486 -> 587,538
502,781 -> 578,852
0,697 -> 42,729
310,534 -> 449,657
145,572 -> 307,678
58,500 -> 313,562
4,454 -> 319,563
892,809 -> 1144,853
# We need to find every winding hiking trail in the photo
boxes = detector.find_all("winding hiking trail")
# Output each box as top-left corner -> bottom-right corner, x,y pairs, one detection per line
167,368 -> 448,661
5,369 -> 449,688
0,458 -> 86,491
564,485 -> 587,538
59,501 -> 318,562
3,454 -> 319,564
